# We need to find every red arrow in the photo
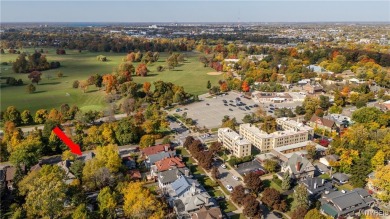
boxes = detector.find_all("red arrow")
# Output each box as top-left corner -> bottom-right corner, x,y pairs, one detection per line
53,126 -> 82,155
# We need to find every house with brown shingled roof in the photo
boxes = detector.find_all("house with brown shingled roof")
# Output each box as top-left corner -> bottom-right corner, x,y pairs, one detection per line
309,115 -> 338,133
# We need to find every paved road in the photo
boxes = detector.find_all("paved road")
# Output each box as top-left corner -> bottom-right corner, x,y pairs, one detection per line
6,113 -> 128,136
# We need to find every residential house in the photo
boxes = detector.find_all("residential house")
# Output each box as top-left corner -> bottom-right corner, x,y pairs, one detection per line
166,176 -> 216,218
320,188 -> 374,218
4,166 -> 16,190
129,170 -> 142,181
309,115 -> 338,133
303,83 -> 323,94
158,167 -> 191,191
301,177 -> 334,199
319,155 -> 340,167
141,144 -> 172,157
145,151 -> 176,169
191,206 -> 223,219
281,153 -> 315,180
151,156 -> 185,178
332,172 -> 349,185
57,160 -> 76,185
314,162 -> 331,175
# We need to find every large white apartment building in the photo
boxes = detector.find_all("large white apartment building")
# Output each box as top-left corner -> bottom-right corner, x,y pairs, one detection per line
276,117 -> 314,138
218,128 -> 251,158
239,122 -> 311,152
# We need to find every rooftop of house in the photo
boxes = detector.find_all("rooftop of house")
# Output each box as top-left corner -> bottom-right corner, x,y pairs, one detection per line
272,141 -> 326,154
129,170 -> 142,179
301,177 -> 334,195
168,176 -> 200,198
191,206 -> 223,219
5,166 -> 16,182
174,191 -> 214,214
322,154 -> 340,162
141,144 -> 172,156
283,153 -> 314,175
332,172 -> 349,182
158,167 -> 191,184
309,115 -> 336,129
155,156 -> 185,172
276,117 -> 314,132
320,188 -> 375,217
147,151 -> 176,165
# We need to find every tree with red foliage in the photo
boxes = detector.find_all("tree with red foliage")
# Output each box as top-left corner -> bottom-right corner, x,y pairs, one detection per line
231,185 -> 247,206
291,207 -> 308,219
261,188 -> 287,212
28,71 -> 42,84
244,172 -> 263,194
220,82 -> 229,92
136,63 -> 148,77
242,81 -> 250,92
143,82 -> 151,93
102,74 -> 117,94
243,195 -> 262,219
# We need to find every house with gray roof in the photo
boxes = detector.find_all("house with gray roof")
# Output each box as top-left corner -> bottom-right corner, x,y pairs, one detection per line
145,151 -> 176,169
158,167 -> 191,191
166,175 -> 217,218
301,177 -> 335,199
332,172 -> 349,184
320,188 -> 374,218
281,153 -> 315,180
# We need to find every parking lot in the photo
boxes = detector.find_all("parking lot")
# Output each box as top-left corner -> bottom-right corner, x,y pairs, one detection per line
213,159 -> 242,191
259,101 -> 303,116
236,160 -> 264,176
172,92 -> 258,129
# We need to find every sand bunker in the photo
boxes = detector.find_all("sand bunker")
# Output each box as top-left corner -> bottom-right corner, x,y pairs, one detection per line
207,72 -> 223,75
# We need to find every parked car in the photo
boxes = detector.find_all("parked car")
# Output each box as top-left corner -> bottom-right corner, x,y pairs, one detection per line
226,185 -> 233,192
232,175 -> 239,181
273,211 -> 283,218
253,104 -> 259,107
224,103 -> 228,106
221,164 -> 226,169
245,106 -> 250,110
206,103 -> 210,106
223,100 -> 227,103
176,108 -> 181,112
229,108 -> 233,111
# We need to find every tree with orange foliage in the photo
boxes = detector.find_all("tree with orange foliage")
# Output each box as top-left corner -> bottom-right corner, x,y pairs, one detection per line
341,86 -> 350,96
136,63 -> 148,77
126,52 -> 135,62
102,74 -> 117,94
143,82 -> 151,93
220,82 -> 229,92
242,81 -> 250,92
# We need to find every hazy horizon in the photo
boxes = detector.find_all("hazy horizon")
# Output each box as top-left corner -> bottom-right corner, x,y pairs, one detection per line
1,1 -> 389,23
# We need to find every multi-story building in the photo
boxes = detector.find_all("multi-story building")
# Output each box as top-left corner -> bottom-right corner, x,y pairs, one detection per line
276,117 -> 314,138
239,123 -> 310,152
218,128 -> 251,158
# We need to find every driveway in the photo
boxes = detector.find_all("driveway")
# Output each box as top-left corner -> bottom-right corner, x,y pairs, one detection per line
213,160 -> 242,191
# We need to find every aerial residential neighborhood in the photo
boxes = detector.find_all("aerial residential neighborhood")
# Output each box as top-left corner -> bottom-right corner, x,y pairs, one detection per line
0,1 -> 389,219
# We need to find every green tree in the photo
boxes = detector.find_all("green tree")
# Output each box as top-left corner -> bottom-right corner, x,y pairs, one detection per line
9,136 -> 42,170
294,184 -> 309,209
95,145 -> 122,173
139,135 -> 156,148
18,165 -> 67,219
352,107 -> 383,124
72,203 -> 89,219
21,110 -> 33,125
26,84 -> 36,93
304,209 -> 328,219
98,187 -> 117,219
70,160 -> 85,180
263,159 -> 278,173
281,172 -> 291,190
34,109 -> 48,124
4,106 -> 21,126
207,80 -> 211,89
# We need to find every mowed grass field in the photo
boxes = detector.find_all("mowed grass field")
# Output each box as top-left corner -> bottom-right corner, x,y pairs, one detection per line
0,49 -> 223,113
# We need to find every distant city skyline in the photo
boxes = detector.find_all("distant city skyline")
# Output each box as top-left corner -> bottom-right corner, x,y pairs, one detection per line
1,1 -> 389,23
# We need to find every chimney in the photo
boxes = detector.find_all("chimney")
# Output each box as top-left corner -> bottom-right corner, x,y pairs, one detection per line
184,169 -> 189,177
314,182 -> 317,189
322,178 -> 325,185
205,196 -> 210,204
296,162 -> 301,172
164,145 -> 169,152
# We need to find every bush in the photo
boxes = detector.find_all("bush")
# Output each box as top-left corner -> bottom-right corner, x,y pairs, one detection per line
73,80 -> 80,88
97,55 -> 107,62
1,62 -> 8,65
26,84 -> 36,93
57,71 -> 63,78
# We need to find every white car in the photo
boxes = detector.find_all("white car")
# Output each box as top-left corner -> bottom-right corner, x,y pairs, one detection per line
232,175 -> 239,181
226,185 -> 233,192
221,164 -> 226,169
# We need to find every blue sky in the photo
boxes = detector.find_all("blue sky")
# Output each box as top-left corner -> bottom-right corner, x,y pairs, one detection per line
1,1 -> 389,22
